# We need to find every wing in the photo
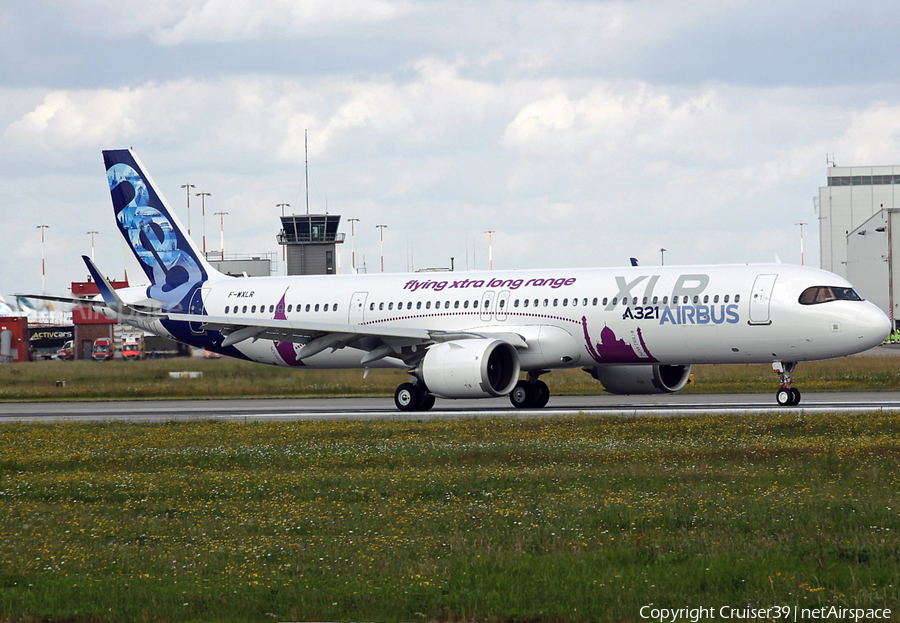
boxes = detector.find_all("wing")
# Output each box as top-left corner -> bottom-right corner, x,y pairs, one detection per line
166,312 -> 528,367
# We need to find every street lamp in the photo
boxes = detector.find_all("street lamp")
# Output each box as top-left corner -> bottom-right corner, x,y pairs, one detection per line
347,217 -> 360,274
195,192 -> 211,256
795,222 -> 808,266
485,230 -> 496,271
36,225 -> 49,300
86,230 -> 98,262
376,224 -> 387,272
660,248 -> 667,266
181,183 -> 195,236
214,212 -> 228,257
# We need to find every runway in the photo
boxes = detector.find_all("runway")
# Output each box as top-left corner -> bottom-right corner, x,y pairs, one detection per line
3,392 -> 900,423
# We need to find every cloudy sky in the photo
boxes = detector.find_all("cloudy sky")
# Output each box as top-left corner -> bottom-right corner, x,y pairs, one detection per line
3,0 -> 900,297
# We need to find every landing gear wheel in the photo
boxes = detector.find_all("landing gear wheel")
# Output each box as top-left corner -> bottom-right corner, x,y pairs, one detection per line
395,383 -> 420,412
533,380 -> 550,408
776,388 -> 793,406
509,381 -> 535,409
418,392 -> 436,411
790,388 -> 801,406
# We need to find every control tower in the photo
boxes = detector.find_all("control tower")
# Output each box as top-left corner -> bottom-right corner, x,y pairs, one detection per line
277,214 -> 345,275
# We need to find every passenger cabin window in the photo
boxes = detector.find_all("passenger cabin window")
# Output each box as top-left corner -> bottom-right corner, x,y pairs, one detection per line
734,295 -> 741,303
225,306 -> 230,314
251,305 -> 257,313
799,286 -> 863,305
287,304 -> 293,312
315,304 -> 320,312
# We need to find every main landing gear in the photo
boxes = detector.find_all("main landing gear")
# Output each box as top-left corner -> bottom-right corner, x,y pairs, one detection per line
394,382 -> 435,412
773,361 -> 801,406
509,371 -> 551,409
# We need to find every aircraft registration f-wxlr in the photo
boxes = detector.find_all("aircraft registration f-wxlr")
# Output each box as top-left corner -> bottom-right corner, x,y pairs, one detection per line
33,149 -> 892,410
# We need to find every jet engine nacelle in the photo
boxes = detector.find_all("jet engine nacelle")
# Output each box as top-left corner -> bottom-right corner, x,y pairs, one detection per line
420,339 -> 520,399
587,364 -> 692,394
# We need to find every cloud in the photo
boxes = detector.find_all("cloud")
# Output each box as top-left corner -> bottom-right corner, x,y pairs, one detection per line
150,0 -> 415,46
839,105 -> 900,165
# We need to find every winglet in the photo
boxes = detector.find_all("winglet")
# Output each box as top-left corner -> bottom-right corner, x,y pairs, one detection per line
82,255 -> 126,314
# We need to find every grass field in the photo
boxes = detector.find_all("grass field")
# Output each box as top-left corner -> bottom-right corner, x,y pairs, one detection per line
1,414 -> 899,622
1,352 -> 899,401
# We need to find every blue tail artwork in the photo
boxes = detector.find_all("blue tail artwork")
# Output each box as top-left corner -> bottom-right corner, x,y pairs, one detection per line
103,149 -> 211,312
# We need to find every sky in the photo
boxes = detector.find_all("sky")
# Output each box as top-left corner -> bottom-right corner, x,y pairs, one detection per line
3,0 -> 900,297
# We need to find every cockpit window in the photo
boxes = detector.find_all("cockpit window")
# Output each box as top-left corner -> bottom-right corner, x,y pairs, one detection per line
798,286 -> 863,305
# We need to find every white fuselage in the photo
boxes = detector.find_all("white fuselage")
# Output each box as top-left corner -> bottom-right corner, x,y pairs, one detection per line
114,262 -> 890,370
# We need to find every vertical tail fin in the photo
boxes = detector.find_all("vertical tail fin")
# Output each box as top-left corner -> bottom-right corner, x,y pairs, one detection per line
103,149 -> 224,312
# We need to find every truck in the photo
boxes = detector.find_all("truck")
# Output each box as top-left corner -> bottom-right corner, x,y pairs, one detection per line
91,337 -> 114,361
121,335 -> 143,360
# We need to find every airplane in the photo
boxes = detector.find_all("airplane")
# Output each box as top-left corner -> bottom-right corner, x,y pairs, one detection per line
28,149 -> 892,410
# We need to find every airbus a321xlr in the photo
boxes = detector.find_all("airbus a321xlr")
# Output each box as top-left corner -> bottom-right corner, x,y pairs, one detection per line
35,149 -> 892,410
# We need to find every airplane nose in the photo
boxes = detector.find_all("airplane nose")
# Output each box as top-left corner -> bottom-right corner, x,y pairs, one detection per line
855,305 -> 892,350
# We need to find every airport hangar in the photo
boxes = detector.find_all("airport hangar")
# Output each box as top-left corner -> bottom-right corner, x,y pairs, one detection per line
818,164 -> 900,332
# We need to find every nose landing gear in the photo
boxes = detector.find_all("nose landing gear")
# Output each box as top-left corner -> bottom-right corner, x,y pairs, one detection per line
773,362 -> 801,406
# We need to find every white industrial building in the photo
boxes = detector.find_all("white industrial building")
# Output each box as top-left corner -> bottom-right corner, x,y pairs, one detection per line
819,165 -> 900,326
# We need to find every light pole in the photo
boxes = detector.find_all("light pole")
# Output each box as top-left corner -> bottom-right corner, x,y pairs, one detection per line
376,224 -> 387,272
795,222 -> 808,266
277,203 -> 290,264
195,192 -> 211,256
347,218 -> 360,274
660,248 -> 667,266
86,230 -> 98,262
36,225 -> 48,299
214,212 -> 228,257
181,183 -> 195,236
485,230 -> 496,271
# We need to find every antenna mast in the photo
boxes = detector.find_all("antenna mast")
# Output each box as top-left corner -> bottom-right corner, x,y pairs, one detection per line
305,129 -> 309,215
